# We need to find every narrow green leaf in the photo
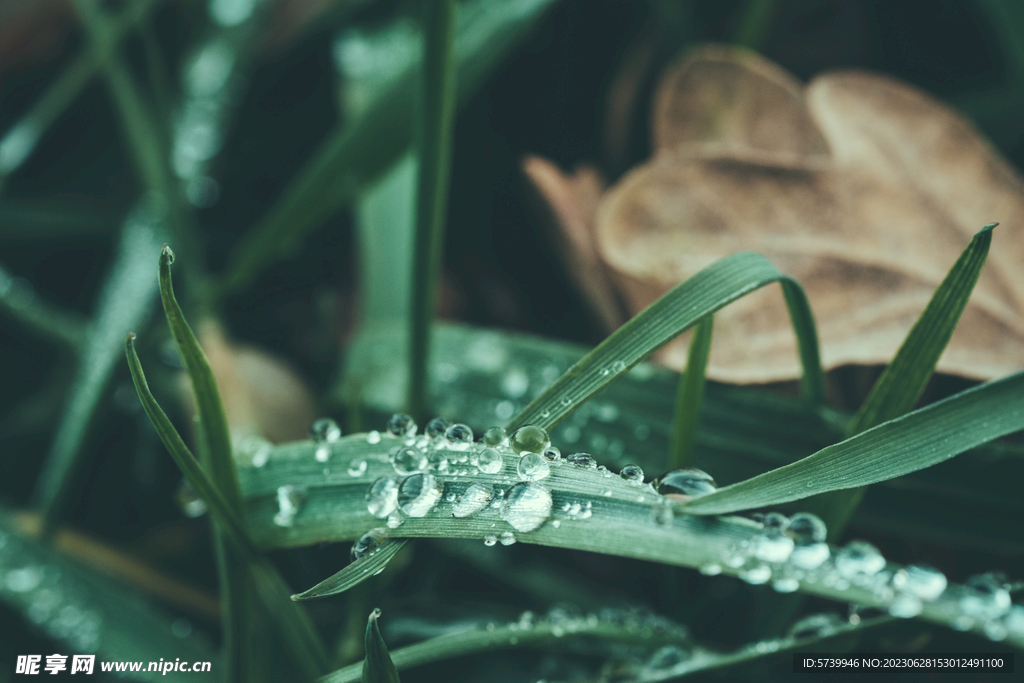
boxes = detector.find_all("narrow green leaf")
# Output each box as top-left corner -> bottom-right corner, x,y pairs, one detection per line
670,315 -> 713,468
33,201 -> 166,529
159,245 -> 242,510
507,252 -> 824,432
219,0 -> 560,296
293,541 -> 407,601
820,224 -> 996,539
408,0 -> 458,422
683,370 -> 1024,515
363,609 -> 401,683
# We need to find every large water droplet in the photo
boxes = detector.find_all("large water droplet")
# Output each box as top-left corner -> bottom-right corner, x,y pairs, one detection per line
482,426 -> 507,447
386,511 -> 404,529
392,447 -> 427,475
500,531 -> 517,546
835,541 -> 886,580
888,592 -> 923,618
517,453 -> 551,481
483,534 -> 498,546
351,528 -> 389,560
387,413 -> 416,438
398,473 -> 444,517
773,577 -> 800,593
567,452 -> 596,469
445,423 -> 474,450
739,564 -> 772,585
365,477 -> 399,518
619,464 -> 644,484
425,417 -> 450,439
753,514 -> 794,563
789,542 -> 830,570
477,448 -> 504,474
500,482 -> 553,532
510,425 -> 550,455
959,574 -> 1011,620
310,417 -> 341,443
655,469 -> 717,497
786,512 -> 827,545
452,483 -> 493,517
273,485 -> 307,527
892,565 -> 947,601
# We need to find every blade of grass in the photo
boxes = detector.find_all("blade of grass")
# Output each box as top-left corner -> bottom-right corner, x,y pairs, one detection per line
731,0 -> 779,50
817,224 -> 996,539
362,609 -> 401,683
33,200 -> 166,530
669,315 -> 713,468
507,252 -> 824,433
683,370 -> 1024,515
408,0 -> 457,422
293,541 -> 408,601
236,433 -> 1019,646
218,0 -> 560,297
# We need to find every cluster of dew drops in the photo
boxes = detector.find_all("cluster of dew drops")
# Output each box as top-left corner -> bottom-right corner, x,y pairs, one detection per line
267,415 -> 1024,641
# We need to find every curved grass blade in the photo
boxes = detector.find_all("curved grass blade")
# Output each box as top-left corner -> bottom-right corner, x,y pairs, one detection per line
507,252 -> 824,433
683,370 -> 1024,515
408,0 -> 458,422
321,609 -> 891,683
819,224 -> 997,538
363,609 -> 401,683
219,0 -> 560,296
237,437 -> 1019,646
292,540 -> 408,601
670,315 -> 713,468
33,201 -> 166,530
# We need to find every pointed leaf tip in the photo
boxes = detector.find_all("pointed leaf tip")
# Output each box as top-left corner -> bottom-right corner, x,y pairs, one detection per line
160,244 -> 175,265
363,608 -> 400,683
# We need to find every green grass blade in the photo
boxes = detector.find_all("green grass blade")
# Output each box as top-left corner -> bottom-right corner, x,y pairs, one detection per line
362,609 -> 401,683
33,202 -> 166,529
670,315 -> 713,468
731,0 -> 779,50
818,224 -> 995,539
408,0 -> 458,422
218,0 -> 560,296
236,436 -> 1018,646
321,610 -> 891,683
292,541 -> 408,601
507,252 -> 824,432
683,370 -> 1024,515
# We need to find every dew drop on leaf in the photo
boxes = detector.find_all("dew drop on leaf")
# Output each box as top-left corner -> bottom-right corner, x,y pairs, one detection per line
398,473 -> 444,517
835,541 -> 886,580
445,423 -> 474,450
347,459 -> 367,477
310,417 -> 341,443
517,453 -> 550,481
351,528 -> 388,560
619,464 -> 644,483
386,413 -> 417,438
273,485 -> 307,527
477,448 -> 503,474
500,482 -> 553,532
510,425 -> 550,455
482,426 -> 508,447
425,417 -> 450,439
566,452 -> 596,469
452,483 -> 493,518
365,477 -> 399,518
654,468 -> 716,497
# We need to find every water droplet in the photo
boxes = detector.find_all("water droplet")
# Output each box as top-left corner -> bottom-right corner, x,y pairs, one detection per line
739,564 -> 772,585
366,430 -> 381,444
984,619 -> 1008,641
176,479 -> 207,518
835,541 -> 886,580
500,482 -> 553,532
541,446 -> 560,461
517,453 -> 551,481
427,450 -> 449,473
510,425 -> 550,455
500,531 -> 517,546
482,426 -> 507,448
959,573 -> 1011,620
5,567 -> 42,593
386,511 -> 404,529
425,417 -> 450,439
392,447 -> 428,475
1003,605 -> 1024,637
655,469 -> 717,497
786,512 -> 827,545
892,565 -> 947,601
888,592 -> 923,618
772,577 -> 800,593
398,473 -> 444,517
567,452 -> 596,469
315,444 -> 331,462
161,244 -> 176,264
483,534 -> 498,546
365,477 -> 399,518
477,448 -> 504,474
551,519 -> 561,528
611,360 -> 626,373
652,500 -> 674,525
386,413 -> 416,438
753,516 -> 795,564
273,485 -> 306,527
347,459 -> 367,477
445,423 -> 474,450
644,645 -> 691,673
351,528 -> 388,560
789,543 -> 830,570
559,396 -> 572,407
310,417 -> 341,443
619,464 -> 644,484
236,434 -> 272,468
700,564 -> 722,576
452,483 -> 493,517
787,613 -> 845,639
